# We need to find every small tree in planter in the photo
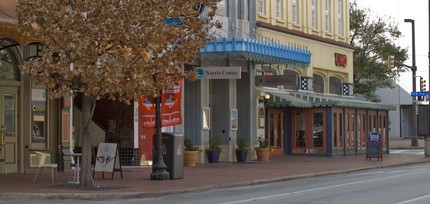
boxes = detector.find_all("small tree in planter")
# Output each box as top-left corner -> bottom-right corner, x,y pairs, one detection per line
255,137 -> 273,161
205,136 -> 222,163
236,136 -> 250,162
184,138 -> 201,167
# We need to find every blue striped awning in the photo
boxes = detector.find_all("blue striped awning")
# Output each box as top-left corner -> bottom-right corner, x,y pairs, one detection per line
201,37 -> 311,68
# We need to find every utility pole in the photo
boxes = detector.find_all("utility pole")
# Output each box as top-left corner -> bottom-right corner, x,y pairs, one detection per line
404,19 -> 419,147
426,1 -> 430,156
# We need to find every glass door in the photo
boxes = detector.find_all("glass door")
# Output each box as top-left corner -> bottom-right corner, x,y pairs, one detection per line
267,109 -> 284,155
1,86 -> 19,173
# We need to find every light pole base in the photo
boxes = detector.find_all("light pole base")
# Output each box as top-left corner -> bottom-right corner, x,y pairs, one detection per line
411,137 -> 419,147
151,170 -> 169,180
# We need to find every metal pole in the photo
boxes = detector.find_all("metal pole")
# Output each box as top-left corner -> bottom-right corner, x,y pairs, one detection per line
405,19 -> 419,147
426,1 -> 430,156
151,91 -> 169,180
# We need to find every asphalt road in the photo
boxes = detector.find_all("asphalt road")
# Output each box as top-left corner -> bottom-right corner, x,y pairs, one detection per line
3,162 -> 430,204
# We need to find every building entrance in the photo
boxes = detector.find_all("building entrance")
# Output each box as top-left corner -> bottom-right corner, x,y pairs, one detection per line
267,109 -> 284,155
0,86 -> 19,173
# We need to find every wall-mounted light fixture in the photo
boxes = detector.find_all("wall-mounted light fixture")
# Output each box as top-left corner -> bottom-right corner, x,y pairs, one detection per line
259,92 -> 270,104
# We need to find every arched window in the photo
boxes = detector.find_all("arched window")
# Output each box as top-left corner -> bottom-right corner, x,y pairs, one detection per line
329,76 -> 342,95
0,48 -> 19,80
313,74 -> 324,93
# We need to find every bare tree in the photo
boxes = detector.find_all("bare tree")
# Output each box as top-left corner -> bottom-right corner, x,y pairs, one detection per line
17,0 -> 219,188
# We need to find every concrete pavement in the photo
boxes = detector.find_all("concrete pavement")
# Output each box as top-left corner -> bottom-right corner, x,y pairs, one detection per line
0,138 -> 429,201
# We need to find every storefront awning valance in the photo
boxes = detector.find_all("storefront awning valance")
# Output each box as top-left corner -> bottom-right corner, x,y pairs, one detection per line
267,91 -> 396,111
201,37 -> 311,68
266,91 -> 313,108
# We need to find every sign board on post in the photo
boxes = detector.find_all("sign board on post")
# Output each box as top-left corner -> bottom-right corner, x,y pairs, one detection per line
255,74 -> 298,88
93,143 -> 123,179
366,133 -> 383,161
196,67 -> 241,79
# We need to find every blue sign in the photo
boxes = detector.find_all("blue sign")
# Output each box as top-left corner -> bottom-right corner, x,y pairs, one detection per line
196,68 -> 204,79
368,132 -> 381,143
411,91 -> 428,97
164,18 -> 182,25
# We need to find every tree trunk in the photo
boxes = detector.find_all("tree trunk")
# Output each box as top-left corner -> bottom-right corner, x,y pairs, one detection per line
79,95 -> 96,188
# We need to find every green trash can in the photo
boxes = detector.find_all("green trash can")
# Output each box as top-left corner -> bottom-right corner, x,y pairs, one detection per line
153,132 -> 184,179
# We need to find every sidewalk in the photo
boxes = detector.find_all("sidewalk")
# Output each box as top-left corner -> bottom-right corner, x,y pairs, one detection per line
390,137 -> 426,149
0,139 -> 429,201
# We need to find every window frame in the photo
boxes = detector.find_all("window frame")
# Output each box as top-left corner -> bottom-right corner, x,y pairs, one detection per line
292,0 -> 298,24
325,0 -> 331,32
276,0 -> 282,19
258,0 -> 265,15
337,0 -> 343,36
311,0 -> 317,29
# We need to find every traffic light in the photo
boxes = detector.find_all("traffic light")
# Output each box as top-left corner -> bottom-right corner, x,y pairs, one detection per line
420,77 -> 426,92
387,55 -> 395,69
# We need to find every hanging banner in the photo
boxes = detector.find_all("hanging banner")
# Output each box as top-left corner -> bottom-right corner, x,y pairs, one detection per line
139,81 -> 182,128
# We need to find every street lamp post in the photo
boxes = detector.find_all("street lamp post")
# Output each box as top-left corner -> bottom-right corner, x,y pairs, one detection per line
150,91 -> 169,180
404,19 -> 419,147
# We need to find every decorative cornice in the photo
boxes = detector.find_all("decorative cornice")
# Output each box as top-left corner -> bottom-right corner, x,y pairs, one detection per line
256,21 -> 354,50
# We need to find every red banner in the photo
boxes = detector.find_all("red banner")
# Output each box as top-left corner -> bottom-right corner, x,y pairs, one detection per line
139,81 -> 182,128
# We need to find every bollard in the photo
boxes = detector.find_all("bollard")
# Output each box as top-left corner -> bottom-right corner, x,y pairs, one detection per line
425,138 -> 430,157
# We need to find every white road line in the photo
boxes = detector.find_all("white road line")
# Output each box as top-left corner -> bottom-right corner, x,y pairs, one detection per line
219,169 -> 428,204
397,194 -> 430,204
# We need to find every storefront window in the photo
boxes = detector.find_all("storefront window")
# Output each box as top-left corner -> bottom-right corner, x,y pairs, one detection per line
295,112 -> 306,147
4,94 -> 15,137
334,113 -> 338,146
31,87 -> 49,149
339,113 -> 343,146
313,113 -> 323,147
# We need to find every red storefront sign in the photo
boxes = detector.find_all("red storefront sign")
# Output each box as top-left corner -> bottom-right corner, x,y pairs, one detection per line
138,81 -> 182,128
335,53 -> 347,68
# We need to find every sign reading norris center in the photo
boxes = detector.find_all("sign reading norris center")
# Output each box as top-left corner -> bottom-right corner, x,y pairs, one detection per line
197,67 -> 241,79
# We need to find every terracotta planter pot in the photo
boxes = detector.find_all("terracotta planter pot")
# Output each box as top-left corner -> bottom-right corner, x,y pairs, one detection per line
255,147 -> 270,161
184,151 -> 198,166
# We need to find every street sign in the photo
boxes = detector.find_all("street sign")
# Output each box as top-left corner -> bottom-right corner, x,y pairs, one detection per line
411,91 -> 428,97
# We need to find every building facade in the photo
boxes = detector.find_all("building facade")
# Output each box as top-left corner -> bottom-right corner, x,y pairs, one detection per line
184,0 -> 393,162
251,0 -> 394,156
0,1 -> 62,173
0,1 -> 397,174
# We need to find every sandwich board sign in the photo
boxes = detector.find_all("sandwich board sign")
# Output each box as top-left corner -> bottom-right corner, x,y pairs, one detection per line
366,133 -> 383,161
93,143 -> 123,179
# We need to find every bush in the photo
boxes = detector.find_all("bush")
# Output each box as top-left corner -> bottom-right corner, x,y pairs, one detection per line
206,136 -> 222,152
236,136 -> 250,151
184,138 -> 201,152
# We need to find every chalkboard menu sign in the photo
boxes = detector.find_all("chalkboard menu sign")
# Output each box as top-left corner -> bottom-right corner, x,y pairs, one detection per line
366,133 -> 383,161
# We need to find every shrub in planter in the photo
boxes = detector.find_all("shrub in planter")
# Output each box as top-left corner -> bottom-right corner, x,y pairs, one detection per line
205,136 -> 221,163
235,136 -> 250,162
255,137 -> 273,161
184,138 -> 201,167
